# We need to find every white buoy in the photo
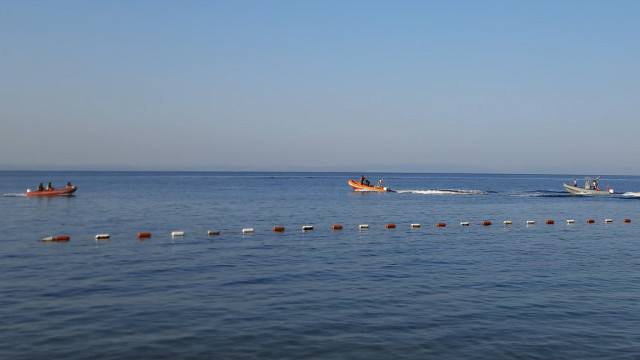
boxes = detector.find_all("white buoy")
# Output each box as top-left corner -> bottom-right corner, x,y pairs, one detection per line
566,219 -> 575,224
460,222 -> 470,226
411,223 -> 420,228
302,225 -> 314,231
207,230 -> 220,235
503,221 -> 512,225
171,231 -> 185,237
605,219 -> 613,223
526,220 -> 535,225
359,224 -> 369,229
242,228 -> 254,234
95,234 -> 110,240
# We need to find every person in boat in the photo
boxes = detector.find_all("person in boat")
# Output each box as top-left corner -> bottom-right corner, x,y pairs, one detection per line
573,179 -> 577,187
46,182 -> 53,191
37,183 -> 44,191
67,182 -> 72,188
592,179 -> 598,190
360,176 -> 370,186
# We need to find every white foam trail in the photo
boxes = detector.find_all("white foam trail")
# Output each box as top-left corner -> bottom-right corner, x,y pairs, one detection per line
511,192 -> 556,197
3,193 -> 26,197
622,192 -> 640,197
511,193 -> 539,197
396,189 -> 485,195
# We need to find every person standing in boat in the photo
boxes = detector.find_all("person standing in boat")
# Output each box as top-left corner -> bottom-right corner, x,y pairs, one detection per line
573,179 -> 577,187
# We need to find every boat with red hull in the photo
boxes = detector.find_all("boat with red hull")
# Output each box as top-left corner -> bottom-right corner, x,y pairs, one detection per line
26,186 -> 77,197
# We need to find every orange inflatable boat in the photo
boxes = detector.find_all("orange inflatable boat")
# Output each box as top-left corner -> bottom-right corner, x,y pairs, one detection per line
26,185 -> 77,197
348,179 -> 394,192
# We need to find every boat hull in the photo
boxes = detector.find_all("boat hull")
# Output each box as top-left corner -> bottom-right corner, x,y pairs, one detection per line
563,183 -> 611,195
26,186 -> 77,197
348,180 -> 393,192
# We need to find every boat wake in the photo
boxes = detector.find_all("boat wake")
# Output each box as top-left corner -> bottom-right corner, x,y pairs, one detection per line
622,192 -> 640,197
3,193 -> 26,197
396,189 -> 488,195
512,190 -> 571,198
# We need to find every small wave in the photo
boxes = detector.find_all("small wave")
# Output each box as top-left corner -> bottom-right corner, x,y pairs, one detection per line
622,192 -> 640,197
3,193 -> 26,197
396,189 -> 487,195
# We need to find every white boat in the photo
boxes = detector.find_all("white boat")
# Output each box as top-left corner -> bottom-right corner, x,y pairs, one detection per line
563,177 -> 613,195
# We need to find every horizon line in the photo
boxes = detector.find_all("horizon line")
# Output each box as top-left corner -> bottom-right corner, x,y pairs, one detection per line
0,168 -> 635,177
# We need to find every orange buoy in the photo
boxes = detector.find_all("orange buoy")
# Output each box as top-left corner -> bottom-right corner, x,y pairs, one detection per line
587,219 -> 595,224
273,226 -> 285,232
386,224 -> 396,229
482,221 -> 491,226
624,219 -> 631,223
54,236 -> 70,242
332,225 -> 343,230
437,223 -> 446,227
546,220 -> 554,225
137,232 -> 151,238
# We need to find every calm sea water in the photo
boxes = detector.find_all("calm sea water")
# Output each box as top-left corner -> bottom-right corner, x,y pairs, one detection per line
2,171 -> 640,359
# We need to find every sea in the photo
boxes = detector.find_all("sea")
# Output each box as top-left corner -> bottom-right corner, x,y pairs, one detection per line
2,171 -> 640,359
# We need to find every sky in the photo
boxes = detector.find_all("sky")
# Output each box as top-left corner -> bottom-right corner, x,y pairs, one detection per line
1,0 -> 639,174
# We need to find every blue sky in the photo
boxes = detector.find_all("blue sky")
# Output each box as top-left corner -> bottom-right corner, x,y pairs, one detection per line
1,1 -> 639,173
